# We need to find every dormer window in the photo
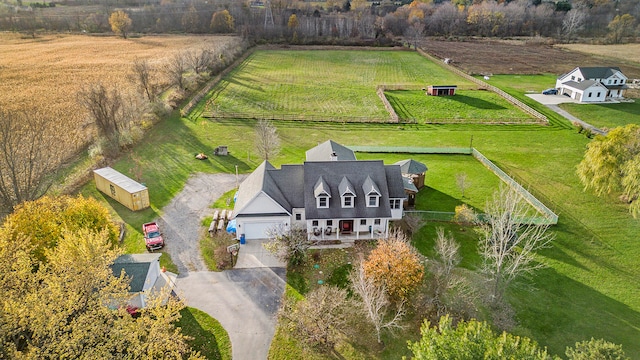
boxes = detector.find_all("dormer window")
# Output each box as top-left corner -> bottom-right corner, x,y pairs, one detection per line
362,176 -> 381,208
614,79 -> 618,84
314,176 -> 331,209
368,195 -> 379,207
338,176 -> 356,209
343,196 -> 354,208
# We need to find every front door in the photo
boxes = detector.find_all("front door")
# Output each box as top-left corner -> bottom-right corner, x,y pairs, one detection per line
339,220 -> 353,234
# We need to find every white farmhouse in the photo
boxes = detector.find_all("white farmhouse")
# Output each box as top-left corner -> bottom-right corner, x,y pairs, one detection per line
555,67 -> 628,103
231,141 -> 406,242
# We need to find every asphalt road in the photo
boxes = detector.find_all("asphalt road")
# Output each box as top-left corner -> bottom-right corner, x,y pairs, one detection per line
158,173 -> 286,360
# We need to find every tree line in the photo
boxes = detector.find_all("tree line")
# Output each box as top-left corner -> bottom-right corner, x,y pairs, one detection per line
1,0 -> 638,43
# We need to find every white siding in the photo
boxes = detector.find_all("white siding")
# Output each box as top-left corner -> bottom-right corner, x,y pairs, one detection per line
242,193 -> 289,214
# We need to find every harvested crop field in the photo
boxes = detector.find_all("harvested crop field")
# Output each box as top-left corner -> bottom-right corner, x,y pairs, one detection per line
421,38 -> 640,79
0,33 -> 241,151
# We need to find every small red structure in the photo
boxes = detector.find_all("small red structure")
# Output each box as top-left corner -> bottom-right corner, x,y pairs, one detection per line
427,85 -> 457,96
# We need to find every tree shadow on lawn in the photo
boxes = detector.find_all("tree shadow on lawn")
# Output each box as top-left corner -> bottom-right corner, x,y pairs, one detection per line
446,94 -> 508,110
416,186 -> 473,212
511,266 -> 640,358
177,307 -> 228,360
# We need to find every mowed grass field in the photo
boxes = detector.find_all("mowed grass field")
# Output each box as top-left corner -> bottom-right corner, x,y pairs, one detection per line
0,33 -> 242,153
559,102 -> 640,129
65,47 -> 640,358
207,50 -> 476,121
386,89 -> 535,123
556,43 -> 640,67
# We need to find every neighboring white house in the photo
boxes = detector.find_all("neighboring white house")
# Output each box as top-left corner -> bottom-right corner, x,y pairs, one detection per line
555,67 -> 628,103
231,140 -> 406,242
110,253 -> 177,309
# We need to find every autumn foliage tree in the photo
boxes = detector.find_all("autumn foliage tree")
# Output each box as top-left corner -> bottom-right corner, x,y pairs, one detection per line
577,124 -> 640,217
0,198 -> 201,359
210,10 -> 235,33
2,195 -> 119,262
109,10 -> 132,38
363,230 -> 424,302
408,315 -> 553,359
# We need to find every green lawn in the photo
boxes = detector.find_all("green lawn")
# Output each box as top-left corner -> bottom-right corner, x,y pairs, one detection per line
208,50 -> 475,121
559,101 -> 640,130
386,89 -> 535,123
76,51 -> 640,359
178,307 -> 232,360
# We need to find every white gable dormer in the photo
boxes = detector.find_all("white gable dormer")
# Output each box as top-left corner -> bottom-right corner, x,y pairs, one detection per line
362,176 -> 381,208
339,176 -> 356,208
314,176 -> 331,209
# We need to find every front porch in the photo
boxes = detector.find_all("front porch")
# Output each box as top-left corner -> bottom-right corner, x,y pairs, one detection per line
307,228 -> 388,243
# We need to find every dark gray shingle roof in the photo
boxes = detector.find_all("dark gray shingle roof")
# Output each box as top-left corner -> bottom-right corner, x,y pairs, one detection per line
578,67 -> 622,79
306,140 -> 356,161
394,159 -> 428,175
304,161 -> 394,219
385,165 -> 407,198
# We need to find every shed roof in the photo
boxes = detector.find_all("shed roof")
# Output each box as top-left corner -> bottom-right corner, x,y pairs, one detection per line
394,159 -> 428,175
111,253 -> 161,293
94,167 -> 147,193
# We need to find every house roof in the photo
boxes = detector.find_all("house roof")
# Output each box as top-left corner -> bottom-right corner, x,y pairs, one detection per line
385,165 -> 406,198
562,79 -> 606,91
306,140 -> 356,162
303,160 -> 395,220
394,159 -> 428,175
428,85 -> 457,89
233,161 -> 304,217
111,253 -> 161,293
94,167 -> 147,193
578,66 -> 623,79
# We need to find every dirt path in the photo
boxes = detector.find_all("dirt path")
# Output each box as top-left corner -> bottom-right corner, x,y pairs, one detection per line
156,173 -> 241,274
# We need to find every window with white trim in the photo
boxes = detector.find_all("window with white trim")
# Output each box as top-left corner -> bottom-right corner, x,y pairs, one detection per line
317,196 -> 328,208
360,219 -> 367,225
367,195 -> 379,207
390,199 -> 401,209
342,195 -> 354,208
295,214 -> 301,221
374,219 -> 381,225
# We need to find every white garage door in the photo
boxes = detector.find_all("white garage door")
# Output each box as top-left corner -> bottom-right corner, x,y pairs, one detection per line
243,221 -> 284,240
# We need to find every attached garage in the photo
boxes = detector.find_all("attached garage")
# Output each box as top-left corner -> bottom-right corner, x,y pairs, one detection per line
236,217 -> 288,240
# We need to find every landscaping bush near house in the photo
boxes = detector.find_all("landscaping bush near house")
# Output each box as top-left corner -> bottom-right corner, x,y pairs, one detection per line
200,221 -> 238,271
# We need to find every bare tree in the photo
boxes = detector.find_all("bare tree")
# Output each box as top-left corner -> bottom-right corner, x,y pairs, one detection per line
0,111 -> 67,215
162,53 -> 188,89
280,285 -> 355,350
397,212 -> 426,236
254,119 -> 281,161
77,83 -> 134,149
185,49 -> 214,76
456,172 -> 471,198
264,224 -> 311,266
562,7 -> 587,42
477,187 -> 554,303
350,260 -> 405,344
130,58 -> 156,102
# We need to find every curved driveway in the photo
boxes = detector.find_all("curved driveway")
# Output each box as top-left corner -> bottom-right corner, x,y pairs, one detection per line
158,173 -> 286,360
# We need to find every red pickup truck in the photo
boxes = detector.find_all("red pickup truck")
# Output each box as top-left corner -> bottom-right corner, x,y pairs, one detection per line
142,222 -> 164,251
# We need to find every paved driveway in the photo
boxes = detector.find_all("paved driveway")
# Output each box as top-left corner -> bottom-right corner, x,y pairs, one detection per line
157,173 -> 286,360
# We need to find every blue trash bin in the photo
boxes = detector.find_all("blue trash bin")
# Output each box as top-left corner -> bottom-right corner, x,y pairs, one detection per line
240,234 -> 246,244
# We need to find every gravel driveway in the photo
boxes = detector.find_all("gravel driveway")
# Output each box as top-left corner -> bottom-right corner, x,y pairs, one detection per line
156,173 -> 241,273
156,173 -> 286,360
